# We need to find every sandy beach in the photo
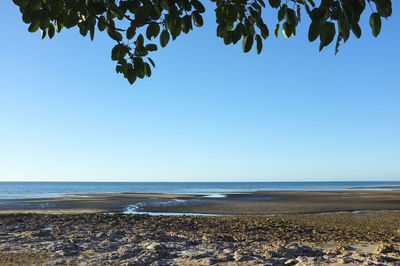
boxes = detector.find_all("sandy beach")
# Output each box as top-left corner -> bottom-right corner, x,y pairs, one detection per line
1,190 -> 400,265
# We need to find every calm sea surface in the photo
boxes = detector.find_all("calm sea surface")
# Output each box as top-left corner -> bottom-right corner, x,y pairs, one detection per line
0,181 -> 399,200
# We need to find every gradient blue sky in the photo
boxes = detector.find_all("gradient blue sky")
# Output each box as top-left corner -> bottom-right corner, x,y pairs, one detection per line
1,1 -> 399,182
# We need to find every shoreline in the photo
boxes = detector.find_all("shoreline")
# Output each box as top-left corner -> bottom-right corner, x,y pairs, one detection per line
1,190 -> 400,215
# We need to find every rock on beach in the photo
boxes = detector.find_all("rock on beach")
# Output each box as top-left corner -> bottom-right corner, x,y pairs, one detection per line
0,212 -> 399,265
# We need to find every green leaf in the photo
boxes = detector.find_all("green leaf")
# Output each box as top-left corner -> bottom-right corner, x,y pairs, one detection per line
106,27 -> 123,41
116,65 -> 122,73
144,63 -> 151,77
374,0 -> 392,18
31,0 -> 42,10
145,44 -> 158,51
308,21 -> 320,42
309,8 -> 326,21
127,68 -> 137,84
232,24 -> 243,44
111,46 -> 119,61
255,34 -> 262,55
278,5 -> 286,21
40,17 -> 50,30
192,11 -> 203,27
182,0 -> 191,12
260,24 -> 269,39
111,45 -> 124,61
304,3 -> 311,15
285,8 -> 297,26
181,15 -> 192,34
64,11 -> 78,29
160,30 -> 170,47
369,12 -> 381,37
148,57 -> 155,68
22,12 -> 33,24
97,16 -> 107,32
297,5 -> 301,22
242,34 -> 253,53
338,17 -> 350,42
126,26 -> 136,39
12,0 -> 23,6
335,34 -> 342,55
351,23 -> 361,38
268,0 -> 281,9
136,34 -> 144,47
135,57 -> 145,79
282,22 -> 292,38
146,23 -> 160,40
169,17 -> 182,40
55,20 -> 63,33
257,0 -> 266,8
160,0 -> 169,11
41,29 -> 46,39
28,21 -> 40,33
79,23 -> 88,37
341,4 -> 361,38
133,57 -> 143,70
192,0 -> 205,13
223,31 -> 233,45
307,0 -> 315,8
48,23 -> 55,39
274,23 -> 280,38
90,28 -> 95,41
319,22 -> 336,51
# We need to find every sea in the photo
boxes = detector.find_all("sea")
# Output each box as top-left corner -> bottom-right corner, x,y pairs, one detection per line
0,181 -> 399,200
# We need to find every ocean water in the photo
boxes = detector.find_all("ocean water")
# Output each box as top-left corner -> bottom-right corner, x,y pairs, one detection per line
0,181 -> 399,200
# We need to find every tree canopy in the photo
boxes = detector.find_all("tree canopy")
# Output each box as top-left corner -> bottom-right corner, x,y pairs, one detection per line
13,0 -> 392,85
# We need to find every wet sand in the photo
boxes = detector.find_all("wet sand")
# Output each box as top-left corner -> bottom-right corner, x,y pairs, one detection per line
160,190 -> 400,215
1,190 -> 400,215
349,185 -> 400,189
0,193 -> 196,214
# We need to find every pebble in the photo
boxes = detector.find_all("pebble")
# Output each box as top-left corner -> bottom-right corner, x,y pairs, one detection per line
0,213 -> 399,265
284,258 -> 298,265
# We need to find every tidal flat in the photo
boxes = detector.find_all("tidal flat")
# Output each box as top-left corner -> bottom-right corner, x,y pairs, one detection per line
0,190 -> 400,265
1,190 -> 400,215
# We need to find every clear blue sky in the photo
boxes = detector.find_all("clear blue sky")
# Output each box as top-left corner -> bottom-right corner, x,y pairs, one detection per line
1,1 -> 399,182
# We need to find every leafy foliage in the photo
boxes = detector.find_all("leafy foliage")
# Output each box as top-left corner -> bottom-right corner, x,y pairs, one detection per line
12,0 -> 392,84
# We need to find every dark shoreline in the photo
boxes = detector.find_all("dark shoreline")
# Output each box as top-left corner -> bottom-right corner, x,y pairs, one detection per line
1,190 -> 400,216
348,185 -> 400,189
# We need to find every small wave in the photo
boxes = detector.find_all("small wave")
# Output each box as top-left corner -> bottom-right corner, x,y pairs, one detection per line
122,210 -> 228,216
124,198 -> 187,214
122,208 -> 400,217
201,193 -> 227,198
